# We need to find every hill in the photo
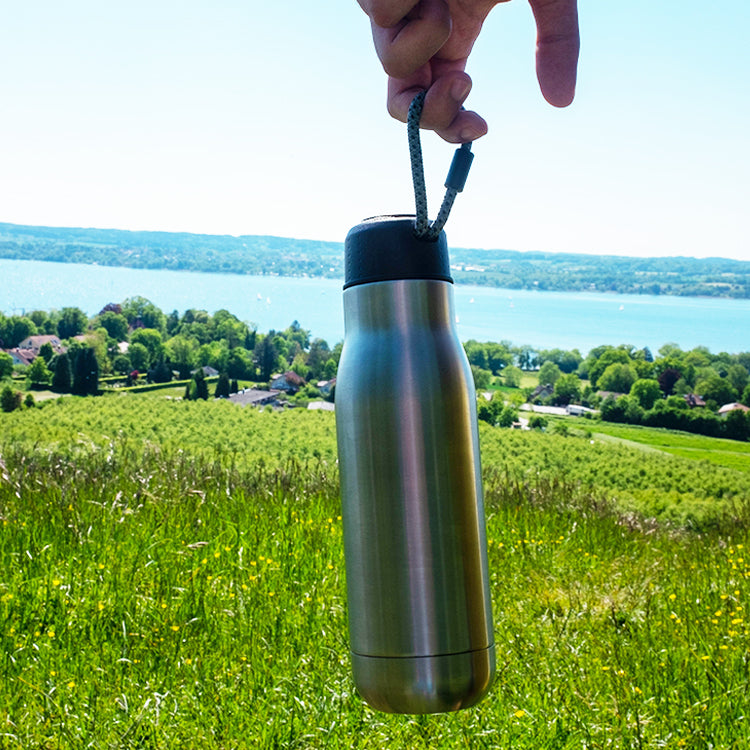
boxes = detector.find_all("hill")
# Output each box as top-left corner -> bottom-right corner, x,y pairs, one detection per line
1,221 -> 749,298
2,398 -> 750,746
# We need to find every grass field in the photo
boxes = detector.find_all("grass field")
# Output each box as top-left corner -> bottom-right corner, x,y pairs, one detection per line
588,421 -> 750,474
2,399 -> 750,747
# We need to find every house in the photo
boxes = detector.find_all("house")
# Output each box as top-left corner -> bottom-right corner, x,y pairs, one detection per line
17,335 -> 65,357
316,378 -> 336,397
5,348 -> 35,367
229,388 -> 281,407
684,393 -> 706,408
270,371 -> 306,394
530,383 -> 555,402
717,402 -> 750,417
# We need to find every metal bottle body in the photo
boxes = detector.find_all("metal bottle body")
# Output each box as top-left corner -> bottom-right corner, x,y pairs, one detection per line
336,255 -> 495,713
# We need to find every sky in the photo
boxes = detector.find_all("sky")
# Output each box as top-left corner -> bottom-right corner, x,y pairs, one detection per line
1,1 -> 748,262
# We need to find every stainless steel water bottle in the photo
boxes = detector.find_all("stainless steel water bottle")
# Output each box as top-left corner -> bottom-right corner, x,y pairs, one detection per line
336,215 -> 495,714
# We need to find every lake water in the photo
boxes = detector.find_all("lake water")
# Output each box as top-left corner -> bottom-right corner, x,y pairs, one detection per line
2,258 -> 749,355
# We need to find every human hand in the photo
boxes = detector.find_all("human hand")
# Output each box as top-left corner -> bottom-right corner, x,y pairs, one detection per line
357,0 -> 579,143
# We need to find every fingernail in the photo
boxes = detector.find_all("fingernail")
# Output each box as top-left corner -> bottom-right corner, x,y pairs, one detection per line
459,124 -> 486,142
450,79 -> 471,103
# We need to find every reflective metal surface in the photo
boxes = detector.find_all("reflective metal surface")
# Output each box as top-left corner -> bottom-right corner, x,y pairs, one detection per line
336,278 -> 494,713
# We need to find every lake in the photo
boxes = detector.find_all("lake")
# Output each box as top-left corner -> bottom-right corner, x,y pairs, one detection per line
2,258 -> 749,355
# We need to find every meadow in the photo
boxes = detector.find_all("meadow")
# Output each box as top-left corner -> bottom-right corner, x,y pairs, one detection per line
2,396 -> 750,748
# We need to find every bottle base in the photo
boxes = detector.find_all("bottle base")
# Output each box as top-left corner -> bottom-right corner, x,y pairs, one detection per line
351,645 -> 495,714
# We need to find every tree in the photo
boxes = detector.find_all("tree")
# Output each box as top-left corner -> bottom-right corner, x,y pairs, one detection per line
588,349 -> 632,389
72,347 -> 99,396
601,395 -> 643,424
190,369 -> 209,400
515,345 -> 537,371
254,335 -> 278,382
727,364 -> 749,395
477,392 -> 505,425
637,346 -> 654,363
57,307 -> 88,340
149,359 -> 173,384
502,365 -> 522,388
471,366 -> 492,390
537,361 -> 562,387
166,335 -> 198,379
306,339 -> 331,379
39,342 -> 55,363
96,311 -> 129,341
323,358 -> 338,380
553,373 -> 581,405
598,363 -> 637,394
724,409 -> 750,441
696,375 -> 737,406
632,359 -> 655,380
128,342 -> 150,372
51,352 -> 72,393
539,347 -> 582,374
657,367 -> 682,397
112,354 -> 132,375
129,328 -> 164,368
226,347 -> 255,380
658,342 -> 683,359
497,404 -> 518,428
0,384 -> 21,412
528,414 -> 548,430
197,341 -> 229,373
464,341 -> 488,370
1,315 -> 36,347
166,309 -> 180,336
215,372 -> 231,399
215,311 -> 249,349
283,320 -> 311,351
486,342 -> 514,374
0,352 -> 13,379
121,297 -> 166,334
290,353 -> 309,379
26,356 -> 52,388
629,379 -> 662,410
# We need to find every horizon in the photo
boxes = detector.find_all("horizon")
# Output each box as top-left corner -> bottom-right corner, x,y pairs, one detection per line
2,219 -> 749,268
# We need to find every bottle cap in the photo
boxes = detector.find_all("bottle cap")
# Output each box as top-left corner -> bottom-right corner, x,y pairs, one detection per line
344,215 -> 452,290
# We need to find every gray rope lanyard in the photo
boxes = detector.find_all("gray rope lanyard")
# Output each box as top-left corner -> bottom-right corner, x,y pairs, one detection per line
408,90 -> 475,241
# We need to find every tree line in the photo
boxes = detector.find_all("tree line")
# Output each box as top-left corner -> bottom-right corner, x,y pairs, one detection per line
2,221 -> 749,298
0,298 -> 340,406
465,339 -> 750,441
3,301 -> 750,440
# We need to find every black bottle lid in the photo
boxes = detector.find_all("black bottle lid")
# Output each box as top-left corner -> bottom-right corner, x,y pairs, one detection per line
344,215 -> 452,289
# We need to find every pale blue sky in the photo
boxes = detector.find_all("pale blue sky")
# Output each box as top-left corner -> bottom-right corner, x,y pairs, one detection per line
1,1 -> 748,260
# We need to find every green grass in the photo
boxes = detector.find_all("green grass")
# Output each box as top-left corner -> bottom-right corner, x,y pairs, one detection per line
589,421 -> 750,474
2,400 -> 750,747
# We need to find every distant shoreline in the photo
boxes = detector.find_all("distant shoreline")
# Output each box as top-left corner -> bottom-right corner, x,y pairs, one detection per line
1,221 -> 749,300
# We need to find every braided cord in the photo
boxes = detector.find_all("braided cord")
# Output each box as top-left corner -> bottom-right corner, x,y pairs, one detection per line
407,91 -> 473,241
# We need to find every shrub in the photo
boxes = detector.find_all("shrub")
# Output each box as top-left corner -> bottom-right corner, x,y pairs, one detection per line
528,414 -> 548,430
1,384 -> 22,412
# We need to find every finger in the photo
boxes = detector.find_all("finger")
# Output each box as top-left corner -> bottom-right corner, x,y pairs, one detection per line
528,0 -> 580,107
357,0 -> 420,29
388,72 -> 488,143
370,0 -> 451,79
433,109 -> 488,143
